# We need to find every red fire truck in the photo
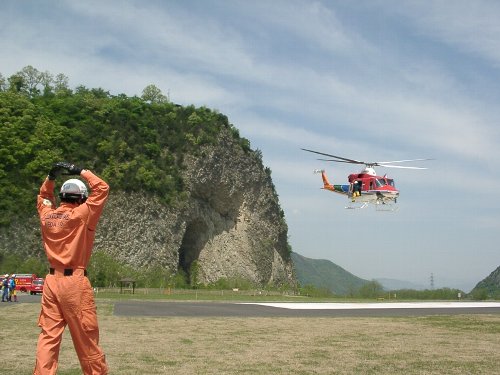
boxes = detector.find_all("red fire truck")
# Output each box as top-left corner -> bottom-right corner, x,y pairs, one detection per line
5,274 -> 45,295
30,276 -> 45,295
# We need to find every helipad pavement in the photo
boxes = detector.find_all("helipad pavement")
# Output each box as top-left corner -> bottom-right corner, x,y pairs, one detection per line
113,301 -> 500,317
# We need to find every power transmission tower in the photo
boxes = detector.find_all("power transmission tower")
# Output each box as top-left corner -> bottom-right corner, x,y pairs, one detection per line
430,273 -> 434,289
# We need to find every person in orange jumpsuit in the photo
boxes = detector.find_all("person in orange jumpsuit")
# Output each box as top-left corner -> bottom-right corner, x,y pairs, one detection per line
34,162 -> 109,375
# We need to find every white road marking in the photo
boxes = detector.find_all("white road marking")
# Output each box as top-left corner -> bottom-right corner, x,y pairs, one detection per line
241,302 -> 500,310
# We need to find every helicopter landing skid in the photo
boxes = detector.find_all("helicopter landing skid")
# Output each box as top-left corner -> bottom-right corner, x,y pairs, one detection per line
344,201 -> 399,211
345,202 -> 368,210
375,200 -> 399,212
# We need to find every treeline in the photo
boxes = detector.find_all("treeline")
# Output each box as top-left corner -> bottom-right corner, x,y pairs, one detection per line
0,249 -> 187,288
387,288 -> 465,300
299,280 -> 482,300
0,249 -> 274,291
0,65 -> 254,226
360,280 -> 466,300
1,249 -> 487,299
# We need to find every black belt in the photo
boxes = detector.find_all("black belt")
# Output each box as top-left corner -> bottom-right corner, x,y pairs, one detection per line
49,268 -> 87,276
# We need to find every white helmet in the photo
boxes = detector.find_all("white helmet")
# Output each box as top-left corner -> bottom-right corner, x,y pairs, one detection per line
59,179 -> 88,201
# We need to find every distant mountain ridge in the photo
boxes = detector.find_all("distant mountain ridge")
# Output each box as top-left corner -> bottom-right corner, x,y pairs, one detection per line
291,252 -> 368,295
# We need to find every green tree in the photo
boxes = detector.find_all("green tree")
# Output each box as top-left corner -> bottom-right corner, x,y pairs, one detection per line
19,65 -> 44,97
88,250 -> 122,287
299,284 -> 334,298
0,252 -> 22,274
170,270 -> 189,289
53,73 -> 70,95
8,73 -> 25,93
358,280 -> 384,298
19,257 -> 48,277
142,264 -> 172,288
189,260 -> 200,288
470,288 -> 488,300
0,251 -> 47,276
141,84 -> 168,103
0,73 -> 6,91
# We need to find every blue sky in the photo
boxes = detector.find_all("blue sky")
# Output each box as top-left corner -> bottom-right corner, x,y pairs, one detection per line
2,0 -> 499,291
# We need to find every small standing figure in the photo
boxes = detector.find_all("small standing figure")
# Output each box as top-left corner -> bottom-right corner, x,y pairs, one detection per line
1,275 -> 9,302
9,275 -> 17,302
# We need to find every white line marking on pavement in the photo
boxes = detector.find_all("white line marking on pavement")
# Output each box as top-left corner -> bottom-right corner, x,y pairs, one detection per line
241,302 -> 500,310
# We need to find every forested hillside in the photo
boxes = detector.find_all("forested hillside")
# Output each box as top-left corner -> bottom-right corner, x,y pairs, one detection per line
470,266 -> 500,299
0,66 -> 252,226
0,66 -> 296,289
291,252 -> 369,295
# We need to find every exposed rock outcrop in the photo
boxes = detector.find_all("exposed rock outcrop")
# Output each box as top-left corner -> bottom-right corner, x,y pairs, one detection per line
1,128 -> 295,287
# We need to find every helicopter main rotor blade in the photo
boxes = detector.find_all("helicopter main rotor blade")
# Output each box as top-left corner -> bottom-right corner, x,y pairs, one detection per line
377,165 -> 428,170
302,148 -> 433,169
317,158 -> 357,164
376,158 -> 434,165
301,148 -> 364,164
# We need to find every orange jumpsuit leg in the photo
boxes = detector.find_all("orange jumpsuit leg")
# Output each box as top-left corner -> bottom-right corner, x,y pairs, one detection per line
64,276 -> 108,374
34,276 -> 66,375
34,275 -> 108,375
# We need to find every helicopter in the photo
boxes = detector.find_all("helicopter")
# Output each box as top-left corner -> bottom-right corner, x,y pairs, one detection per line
302,148 -> 432,210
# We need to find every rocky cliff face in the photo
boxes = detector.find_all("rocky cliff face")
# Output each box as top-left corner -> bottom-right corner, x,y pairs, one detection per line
2,128 -> 295,287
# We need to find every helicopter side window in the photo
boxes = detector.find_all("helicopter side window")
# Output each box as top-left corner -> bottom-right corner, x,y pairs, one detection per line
387,179 -> 395,187
375,179 -> 385,187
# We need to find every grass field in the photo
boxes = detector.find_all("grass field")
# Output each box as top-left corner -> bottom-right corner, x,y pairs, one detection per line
1,296 -> 499,374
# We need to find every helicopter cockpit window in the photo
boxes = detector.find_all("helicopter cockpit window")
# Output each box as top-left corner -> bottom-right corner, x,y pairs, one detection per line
376,178 -> 395,187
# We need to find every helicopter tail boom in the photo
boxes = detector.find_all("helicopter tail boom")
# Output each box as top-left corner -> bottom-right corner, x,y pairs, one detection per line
313,169 -> 330,187
314,170 -> 349,195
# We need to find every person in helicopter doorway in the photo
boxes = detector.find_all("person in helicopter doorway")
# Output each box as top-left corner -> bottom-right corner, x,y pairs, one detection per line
352,181 -> 361,197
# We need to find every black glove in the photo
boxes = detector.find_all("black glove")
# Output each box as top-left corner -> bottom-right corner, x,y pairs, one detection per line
49,162 -> 72,180
48,164 -> 64,180
65,163 -> 83,175
48,161 -> 83,179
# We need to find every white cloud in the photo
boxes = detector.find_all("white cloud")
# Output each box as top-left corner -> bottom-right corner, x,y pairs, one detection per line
390,0 -> 500,66
1,0 -> 500,287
